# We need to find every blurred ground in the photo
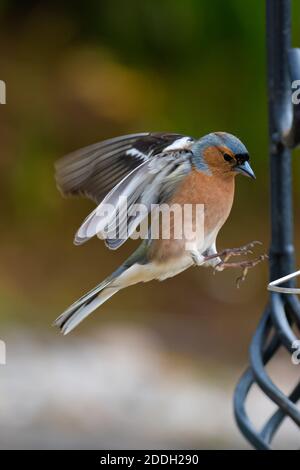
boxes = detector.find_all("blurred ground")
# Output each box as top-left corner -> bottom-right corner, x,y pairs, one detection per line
0,325 -> 299,449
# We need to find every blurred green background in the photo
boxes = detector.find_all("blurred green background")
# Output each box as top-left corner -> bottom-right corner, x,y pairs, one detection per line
0,0 -> 300,449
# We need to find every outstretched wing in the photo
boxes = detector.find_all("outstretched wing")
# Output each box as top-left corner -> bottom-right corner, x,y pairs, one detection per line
55,132 -> 191,204
55,132 -> 195,248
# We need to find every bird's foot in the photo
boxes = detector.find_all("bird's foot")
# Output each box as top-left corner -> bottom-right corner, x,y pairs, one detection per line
204,240 -> 262,263
215,254 -> 268,287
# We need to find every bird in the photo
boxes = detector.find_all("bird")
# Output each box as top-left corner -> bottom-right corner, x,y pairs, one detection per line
54,131 -> 264,335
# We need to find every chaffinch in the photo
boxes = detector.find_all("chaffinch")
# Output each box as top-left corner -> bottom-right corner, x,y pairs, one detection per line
54,131 -> 265,334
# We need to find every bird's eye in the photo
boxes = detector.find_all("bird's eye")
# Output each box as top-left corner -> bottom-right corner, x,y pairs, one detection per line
223,153 -> 234,162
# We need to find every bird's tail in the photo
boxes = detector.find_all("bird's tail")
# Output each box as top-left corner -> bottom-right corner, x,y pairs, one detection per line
55,242 -> 149,335
54,268 -> 124,335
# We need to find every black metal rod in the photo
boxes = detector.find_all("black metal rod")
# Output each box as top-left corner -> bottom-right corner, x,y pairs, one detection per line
266,0 -> 295,281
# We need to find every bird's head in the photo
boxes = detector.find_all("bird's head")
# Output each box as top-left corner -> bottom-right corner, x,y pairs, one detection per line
193,132 -> 255,179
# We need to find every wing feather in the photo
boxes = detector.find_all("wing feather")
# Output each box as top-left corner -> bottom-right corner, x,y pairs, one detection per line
55,132 -> 192,203
55,132 -> 195,248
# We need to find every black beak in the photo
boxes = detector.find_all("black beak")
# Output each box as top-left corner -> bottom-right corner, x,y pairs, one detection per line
235,160 -> 256,179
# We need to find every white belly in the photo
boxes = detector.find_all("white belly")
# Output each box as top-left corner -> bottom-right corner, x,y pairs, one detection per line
115,255 -> 193,287
115,227 -> 220,288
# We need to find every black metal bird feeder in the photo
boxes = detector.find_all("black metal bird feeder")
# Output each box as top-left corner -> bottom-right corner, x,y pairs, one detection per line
233,0 -> 300,449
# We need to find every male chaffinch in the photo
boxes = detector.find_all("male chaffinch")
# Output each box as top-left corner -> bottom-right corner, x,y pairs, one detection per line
54,131 -> 265,334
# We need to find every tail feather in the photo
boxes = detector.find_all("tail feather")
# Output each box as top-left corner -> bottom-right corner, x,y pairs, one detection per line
54,243 -> 149,335
54,276 -> 120,335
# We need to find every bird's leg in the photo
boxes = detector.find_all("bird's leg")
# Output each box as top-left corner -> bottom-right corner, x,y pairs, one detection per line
202,241 -> 267,286
203,240 -> 262,263
190,249 -> 205,266
215,254 -> 268,287
190,241 -> 265,273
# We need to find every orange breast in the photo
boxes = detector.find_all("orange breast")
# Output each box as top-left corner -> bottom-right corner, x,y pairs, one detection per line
148,168 -> 235,263
171,168 -> 235,233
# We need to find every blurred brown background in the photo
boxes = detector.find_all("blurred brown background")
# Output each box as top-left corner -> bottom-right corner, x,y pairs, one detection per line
0,0 -> 299,449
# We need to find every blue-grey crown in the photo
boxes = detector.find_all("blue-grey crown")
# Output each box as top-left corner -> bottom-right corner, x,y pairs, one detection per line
191,132 -> 249,172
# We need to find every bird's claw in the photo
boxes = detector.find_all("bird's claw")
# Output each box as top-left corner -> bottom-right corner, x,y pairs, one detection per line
204,240 -> 267,285
215,254 -> 268,287
204,240 -> 262,264
217,240 -> 262,262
